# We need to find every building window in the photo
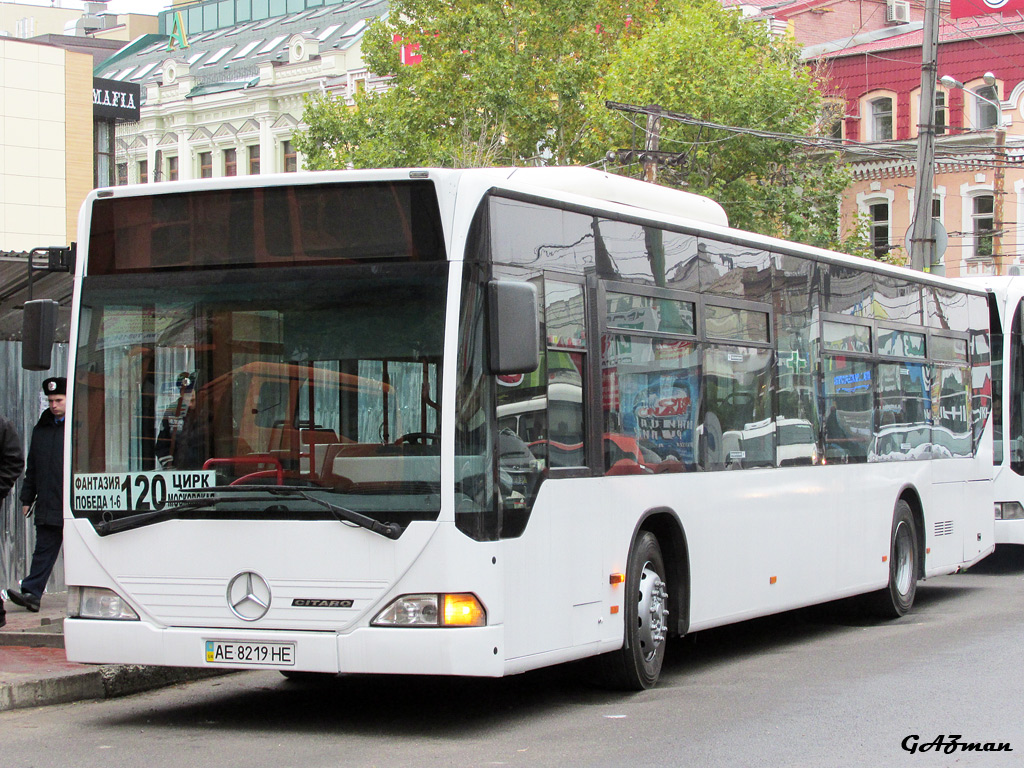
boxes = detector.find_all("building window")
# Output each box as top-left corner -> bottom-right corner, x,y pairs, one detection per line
199,152 -> 212,178
248,144 -> 260,175
94,120 -> 115,187
821,101 -> 844,140
934,91 -> 947,136
974,195 -> 995,257
167,155 -> 178,182
116,163 -> 128,187
224,148 -> 237,177
974,85 -> 1000,130
283,140 -> 297,173
138,160 -> 148,184
870,97 -> 893,141
870,202 -> 890,257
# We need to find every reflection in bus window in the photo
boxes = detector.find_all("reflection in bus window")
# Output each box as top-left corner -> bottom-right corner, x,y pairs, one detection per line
871,362 -> 931,461
933,365 -> 972,458
703,346 -> 773,470
606,292 -> 695,335
823,321 -> 871,354
823,356 -> 873,463
603,335 -> 699,473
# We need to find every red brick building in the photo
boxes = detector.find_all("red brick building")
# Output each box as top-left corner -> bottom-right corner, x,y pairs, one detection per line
722,0 -> 930,46
814,14 -> 1024,276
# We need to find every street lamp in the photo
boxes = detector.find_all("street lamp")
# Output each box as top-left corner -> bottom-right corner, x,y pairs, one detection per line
939,72 -> 1007,127
939,72 -> 1007,271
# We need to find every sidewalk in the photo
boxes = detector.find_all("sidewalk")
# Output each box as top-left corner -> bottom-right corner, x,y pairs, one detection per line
0,592 -> 226,712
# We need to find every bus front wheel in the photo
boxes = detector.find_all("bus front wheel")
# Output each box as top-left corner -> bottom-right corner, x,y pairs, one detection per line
598,530 -> 669,690
871,499 -> 918,618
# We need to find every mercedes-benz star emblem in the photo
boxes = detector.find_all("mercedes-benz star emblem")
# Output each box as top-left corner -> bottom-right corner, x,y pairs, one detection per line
226,571 -> 272,621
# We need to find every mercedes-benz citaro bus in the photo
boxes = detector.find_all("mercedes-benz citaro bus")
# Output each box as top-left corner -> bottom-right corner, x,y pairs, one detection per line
26,167 -> 994,690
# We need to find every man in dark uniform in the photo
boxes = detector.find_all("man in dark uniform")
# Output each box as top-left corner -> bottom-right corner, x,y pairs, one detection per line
156,372 -> 195,469
7,377 -> 66,613
0,413 -> 25,627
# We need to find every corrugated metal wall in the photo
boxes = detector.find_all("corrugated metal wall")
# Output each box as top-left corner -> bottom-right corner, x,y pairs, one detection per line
1,341 -> 69,596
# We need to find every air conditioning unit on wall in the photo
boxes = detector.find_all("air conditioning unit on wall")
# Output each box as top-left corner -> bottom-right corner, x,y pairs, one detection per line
886,0 -> 911,23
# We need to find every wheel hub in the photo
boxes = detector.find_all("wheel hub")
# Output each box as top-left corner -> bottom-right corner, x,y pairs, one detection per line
893,520 -> 914,597
637,563 -> 669,659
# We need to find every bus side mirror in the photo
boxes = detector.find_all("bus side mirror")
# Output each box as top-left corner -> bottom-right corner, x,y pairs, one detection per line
22,299 -> 59,371
488,281 -> 539,375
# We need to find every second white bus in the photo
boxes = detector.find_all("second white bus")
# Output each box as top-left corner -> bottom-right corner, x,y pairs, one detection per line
960,276 -> 1024,546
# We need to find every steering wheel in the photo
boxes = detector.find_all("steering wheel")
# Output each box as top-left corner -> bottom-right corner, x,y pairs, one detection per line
394,432 -> 440,445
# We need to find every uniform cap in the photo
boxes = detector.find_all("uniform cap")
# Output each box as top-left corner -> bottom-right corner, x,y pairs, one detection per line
42,377 -> 66,396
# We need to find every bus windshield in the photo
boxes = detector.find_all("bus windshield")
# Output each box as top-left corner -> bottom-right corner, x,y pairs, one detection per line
71,262 -> 446,532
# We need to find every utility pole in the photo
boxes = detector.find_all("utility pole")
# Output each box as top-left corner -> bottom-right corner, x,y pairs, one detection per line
909,0 -> 940,272
993,125 -> 1006,272
643,106 -> 662,183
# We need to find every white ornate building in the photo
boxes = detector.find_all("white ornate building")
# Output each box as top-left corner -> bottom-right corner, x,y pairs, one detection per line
99,0 -> 391,184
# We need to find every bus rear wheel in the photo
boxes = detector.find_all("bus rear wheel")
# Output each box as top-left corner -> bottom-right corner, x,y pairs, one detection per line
597,531 -> 669,690
870,499 -> 918,618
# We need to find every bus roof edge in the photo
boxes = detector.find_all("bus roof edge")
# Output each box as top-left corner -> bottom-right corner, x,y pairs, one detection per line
498,166 -> 730,229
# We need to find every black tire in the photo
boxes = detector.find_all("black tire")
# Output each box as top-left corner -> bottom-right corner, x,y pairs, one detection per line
597,531 -> 670,690
871,499 -> 918,618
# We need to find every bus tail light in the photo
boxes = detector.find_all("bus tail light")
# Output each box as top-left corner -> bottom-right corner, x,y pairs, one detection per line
996,502 -> 1024,520
67,586 -> 139,620
372,593 -> 486,627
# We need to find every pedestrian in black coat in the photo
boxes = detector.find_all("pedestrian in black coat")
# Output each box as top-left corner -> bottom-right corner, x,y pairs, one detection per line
0,414 -> 25,628
7,377 -> 66,613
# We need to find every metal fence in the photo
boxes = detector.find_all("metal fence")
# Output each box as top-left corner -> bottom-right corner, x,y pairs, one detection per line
1,341 -> 69,596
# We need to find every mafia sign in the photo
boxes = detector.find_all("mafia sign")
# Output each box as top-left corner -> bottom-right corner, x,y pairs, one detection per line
93,77 -> 141,122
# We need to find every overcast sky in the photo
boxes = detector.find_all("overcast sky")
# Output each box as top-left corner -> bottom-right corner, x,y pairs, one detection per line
13,1 -> 174,15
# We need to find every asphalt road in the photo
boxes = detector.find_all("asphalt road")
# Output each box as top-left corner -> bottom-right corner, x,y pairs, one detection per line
3,547 -> 1023,768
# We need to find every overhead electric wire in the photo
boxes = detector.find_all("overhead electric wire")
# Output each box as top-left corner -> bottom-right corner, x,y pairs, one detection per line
607,101 -> 1024,167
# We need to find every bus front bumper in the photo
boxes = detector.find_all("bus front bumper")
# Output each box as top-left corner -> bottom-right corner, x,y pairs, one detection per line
64,619 -> 507,677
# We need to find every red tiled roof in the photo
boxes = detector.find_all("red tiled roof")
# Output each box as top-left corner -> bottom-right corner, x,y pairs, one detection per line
819,13 -> 1024,57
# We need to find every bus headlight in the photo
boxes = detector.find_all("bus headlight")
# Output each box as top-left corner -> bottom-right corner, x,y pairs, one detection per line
996,502 -> 1024,520
372,593 -> 486,627
67,586 -> 139,620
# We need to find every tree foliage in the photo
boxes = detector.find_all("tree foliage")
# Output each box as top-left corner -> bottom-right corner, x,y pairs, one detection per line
295,0 -> 853,249
580,0 -> 849,246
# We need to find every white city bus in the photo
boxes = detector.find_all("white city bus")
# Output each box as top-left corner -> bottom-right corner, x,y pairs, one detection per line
958,276 -> 1024,545
40,167 -> 994,690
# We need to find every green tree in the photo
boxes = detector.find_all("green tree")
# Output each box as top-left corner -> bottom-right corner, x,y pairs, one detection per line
583,0 -> 850,247
296,0 -> 653,169
296,0 -> 850,249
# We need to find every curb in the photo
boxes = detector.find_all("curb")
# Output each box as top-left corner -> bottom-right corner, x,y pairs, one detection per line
0,629 -> 65,649
0,665 -> 231,713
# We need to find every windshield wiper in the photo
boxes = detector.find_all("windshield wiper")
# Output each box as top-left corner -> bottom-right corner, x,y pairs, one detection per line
275,488 -> 402,540
94,488 -> 270,536
92,485 -> 402,539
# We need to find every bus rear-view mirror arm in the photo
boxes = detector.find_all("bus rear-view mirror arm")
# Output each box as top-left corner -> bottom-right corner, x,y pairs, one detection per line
488,280 -> 540,375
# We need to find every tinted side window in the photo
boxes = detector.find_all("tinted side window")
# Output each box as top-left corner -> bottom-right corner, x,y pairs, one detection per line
774,254 -> 822,466
823,356 -> 873,464
698,240 -> 773,302
488,198 -> 596,271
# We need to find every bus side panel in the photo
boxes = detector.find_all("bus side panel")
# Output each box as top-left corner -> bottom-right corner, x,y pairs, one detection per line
501,480 -> 613,663
500,458 -> 987,668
